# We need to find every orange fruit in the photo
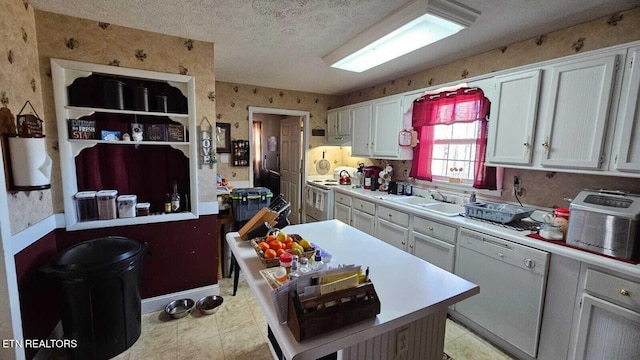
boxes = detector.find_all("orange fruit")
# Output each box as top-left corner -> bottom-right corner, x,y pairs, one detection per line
285,242 -> 293,250
265,235 -> 277,243
264,249 -> 277,259
276,248 -> 285,256
269,240 -> 283,251
257,242 -> 270,251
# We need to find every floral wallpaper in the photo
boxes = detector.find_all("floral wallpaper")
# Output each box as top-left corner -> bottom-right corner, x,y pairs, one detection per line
33,10 -> 217,212
333,7 -> 640,209
1,0 -> 52,235
215,81 -> 338,180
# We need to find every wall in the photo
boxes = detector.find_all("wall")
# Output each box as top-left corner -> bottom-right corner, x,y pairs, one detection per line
33,10 -> 217,212
215,81 -> 338,181
335,7 -> 640,208
1,0 -> 52,235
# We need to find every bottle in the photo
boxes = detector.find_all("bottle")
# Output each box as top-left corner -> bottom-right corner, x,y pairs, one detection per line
289,255 -> 300,280
312,253 -> 325,270
299,257 -> 311,274
164,193 -> 171,213
470,191 -> 477,203
171,181 -> 181,212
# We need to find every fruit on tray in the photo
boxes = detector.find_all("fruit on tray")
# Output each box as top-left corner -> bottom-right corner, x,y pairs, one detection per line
253,233 -> 315,261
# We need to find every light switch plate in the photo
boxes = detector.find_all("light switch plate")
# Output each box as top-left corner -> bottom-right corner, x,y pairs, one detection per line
221,154 -> 229,164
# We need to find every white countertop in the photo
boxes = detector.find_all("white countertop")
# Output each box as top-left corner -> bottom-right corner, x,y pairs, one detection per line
333,186 -> 640,278
226,220 -> 479,360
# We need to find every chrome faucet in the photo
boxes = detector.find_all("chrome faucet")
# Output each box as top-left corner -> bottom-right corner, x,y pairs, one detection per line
432,191 -> 448,203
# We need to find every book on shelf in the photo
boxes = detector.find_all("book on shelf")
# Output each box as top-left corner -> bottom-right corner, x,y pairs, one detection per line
68,119 -> 97,139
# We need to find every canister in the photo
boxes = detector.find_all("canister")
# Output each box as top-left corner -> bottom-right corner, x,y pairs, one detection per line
97,190 -> 118,220
136,202 -> 150,216
117,195 -> 137,218
75,191 -> 98,222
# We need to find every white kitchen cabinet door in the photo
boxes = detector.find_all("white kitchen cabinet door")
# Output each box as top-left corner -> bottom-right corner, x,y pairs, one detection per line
372,96 -> 403,157
327,109 -> 338,136
487,70 -> 541,165
376,218 -> 409,251
334,202 -> 351,225
411,232 -> 455,272
337,108 -> 351,136
539,54 -> 618,169
612,46 -> 640,172
402,90 -> 425,114
571,294 -> 640,360
351,103 -> 373,157
352,209 -> 375,236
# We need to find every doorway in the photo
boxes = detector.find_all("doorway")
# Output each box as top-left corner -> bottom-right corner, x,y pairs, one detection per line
248,107 -> 309,225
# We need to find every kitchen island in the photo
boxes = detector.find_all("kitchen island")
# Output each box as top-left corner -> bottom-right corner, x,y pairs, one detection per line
226,219 -> 479,360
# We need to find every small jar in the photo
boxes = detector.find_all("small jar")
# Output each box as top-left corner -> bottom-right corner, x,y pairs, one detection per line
96,190 -> 118,220
117,194 -> 137,218
279,252 -> 293,274
136,202 -> 150,216
554,207 -> 570,236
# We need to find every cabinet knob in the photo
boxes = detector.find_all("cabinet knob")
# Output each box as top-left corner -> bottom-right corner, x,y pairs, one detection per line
402,241 -> 406,245
620,289 -> 630,296
498,252 -> 505,258
388,213 -> 392,218
360,204 -> 364,208
524,258 -> 535,269
409,244 -> 414,249
542,141 -> 549,148
523,142 -> 530,147
428,226 -> 434,231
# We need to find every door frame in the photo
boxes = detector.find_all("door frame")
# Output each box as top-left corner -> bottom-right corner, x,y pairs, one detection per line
248,106 -> 309,214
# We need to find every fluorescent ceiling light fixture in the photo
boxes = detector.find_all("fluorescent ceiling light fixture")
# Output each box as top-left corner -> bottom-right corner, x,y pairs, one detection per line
323,0 -> 479,73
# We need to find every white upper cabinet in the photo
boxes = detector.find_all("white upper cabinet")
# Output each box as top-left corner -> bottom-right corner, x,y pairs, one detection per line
326,108 -> 351,145
612,45 -> 640,172
372,96 -> 404,158
350,102 -> 373,156
486,70 -> 541,165
351,96 -> 412,160
539,54 -> 619,169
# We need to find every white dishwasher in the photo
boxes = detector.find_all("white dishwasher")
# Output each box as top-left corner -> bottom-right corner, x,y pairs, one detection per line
455,228 -> 550,358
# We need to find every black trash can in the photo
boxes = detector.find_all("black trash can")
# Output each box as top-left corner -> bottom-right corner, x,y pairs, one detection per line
41,236 -> 146,360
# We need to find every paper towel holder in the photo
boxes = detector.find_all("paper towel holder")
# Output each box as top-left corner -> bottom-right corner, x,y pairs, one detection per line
3,133 -> 52,191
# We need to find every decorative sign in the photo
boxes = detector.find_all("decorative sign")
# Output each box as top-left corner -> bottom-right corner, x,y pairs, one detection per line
144,124 -> 166,141
68,119 -> 97,139
166,124 -> 185,142
199,117 -> 215,168
16,101 -> 44,137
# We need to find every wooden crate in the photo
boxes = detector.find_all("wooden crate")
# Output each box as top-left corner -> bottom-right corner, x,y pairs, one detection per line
287,282 -> 381,341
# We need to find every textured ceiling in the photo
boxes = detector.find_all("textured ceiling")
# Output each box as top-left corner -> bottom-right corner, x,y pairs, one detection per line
28,0 -> 640,95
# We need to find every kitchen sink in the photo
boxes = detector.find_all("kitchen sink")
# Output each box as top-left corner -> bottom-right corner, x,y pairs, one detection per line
418,202 -> 464,216
391,196 -> 437,205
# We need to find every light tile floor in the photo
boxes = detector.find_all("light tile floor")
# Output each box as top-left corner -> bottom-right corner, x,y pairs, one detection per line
50,274 -> 513,360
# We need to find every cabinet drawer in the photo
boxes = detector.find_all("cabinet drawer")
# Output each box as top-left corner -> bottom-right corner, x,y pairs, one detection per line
585,269 -> 640,311
377,205 -> 409,227
335,193 -> 352,206
412,216 -> 457,243
353,198 -> 375,215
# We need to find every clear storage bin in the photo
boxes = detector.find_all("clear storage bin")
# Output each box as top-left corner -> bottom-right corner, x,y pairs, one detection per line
97,190 -> 118,220
117,195 -> 137,218
136,202 -> 150,216
75,191 -> 98,222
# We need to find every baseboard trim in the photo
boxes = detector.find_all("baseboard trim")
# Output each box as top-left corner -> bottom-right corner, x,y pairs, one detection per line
141,284 -> 220,314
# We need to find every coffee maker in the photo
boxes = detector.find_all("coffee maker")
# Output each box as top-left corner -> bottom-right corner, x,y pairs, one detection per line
363,166 -> 382,190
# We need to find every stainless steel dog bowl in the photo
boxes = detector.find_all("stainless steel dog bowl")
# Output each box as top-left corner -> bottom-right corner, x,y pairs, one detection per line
196,295 -> 223,315
165,298 -> 195,319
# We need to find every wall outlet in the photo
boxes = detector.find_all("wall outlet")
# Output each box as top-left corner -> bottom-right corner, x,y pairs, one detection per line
396,328 -> 409,354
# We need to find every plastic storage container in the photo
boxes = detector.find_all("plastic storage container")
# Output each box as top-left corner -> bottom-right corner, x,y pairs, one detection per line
231,187 -> 273,222
136,202 -> 150,216
75,191 -> 98,222
97,190 -> 118,220
40,236 -> 146,360
117,195 -> 137,218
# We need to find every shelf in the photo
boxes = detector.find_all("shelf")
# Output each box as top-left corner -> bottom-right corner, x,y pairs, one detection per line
68,139 -> 189,146
68,212 -> 198,231
65,105 -> 188,118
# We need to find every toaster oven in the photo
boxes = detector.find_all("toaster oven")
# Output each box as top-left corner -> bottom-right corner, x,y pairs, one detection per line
566,190 -> 640,260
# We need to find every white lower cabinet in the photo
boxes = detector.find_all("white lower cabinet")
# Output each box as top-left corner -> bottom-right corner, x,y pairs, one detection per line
376,218 -> 409,251
334,202 -> 351,225
570,267 -> 640,360
411,232 -> 455,273
352,209 -> 375,236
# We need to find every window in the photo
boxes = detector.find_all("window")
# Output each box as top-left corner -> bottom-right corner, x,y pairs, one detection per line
410,87 -> 497,189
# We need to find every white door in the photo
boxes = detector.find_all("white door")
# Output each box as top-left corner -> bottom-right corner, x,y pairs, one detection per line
539,54 -> 618,169
337,108 -> 351,136
280,116 -> 302,224
613,46 -> 640,172
376,219 -> 408,251
487,70 -> 542,165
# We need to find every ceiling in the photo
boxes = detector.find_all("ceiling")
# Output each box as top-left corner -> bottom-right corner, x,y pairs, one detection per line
29,0 -> 640,95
